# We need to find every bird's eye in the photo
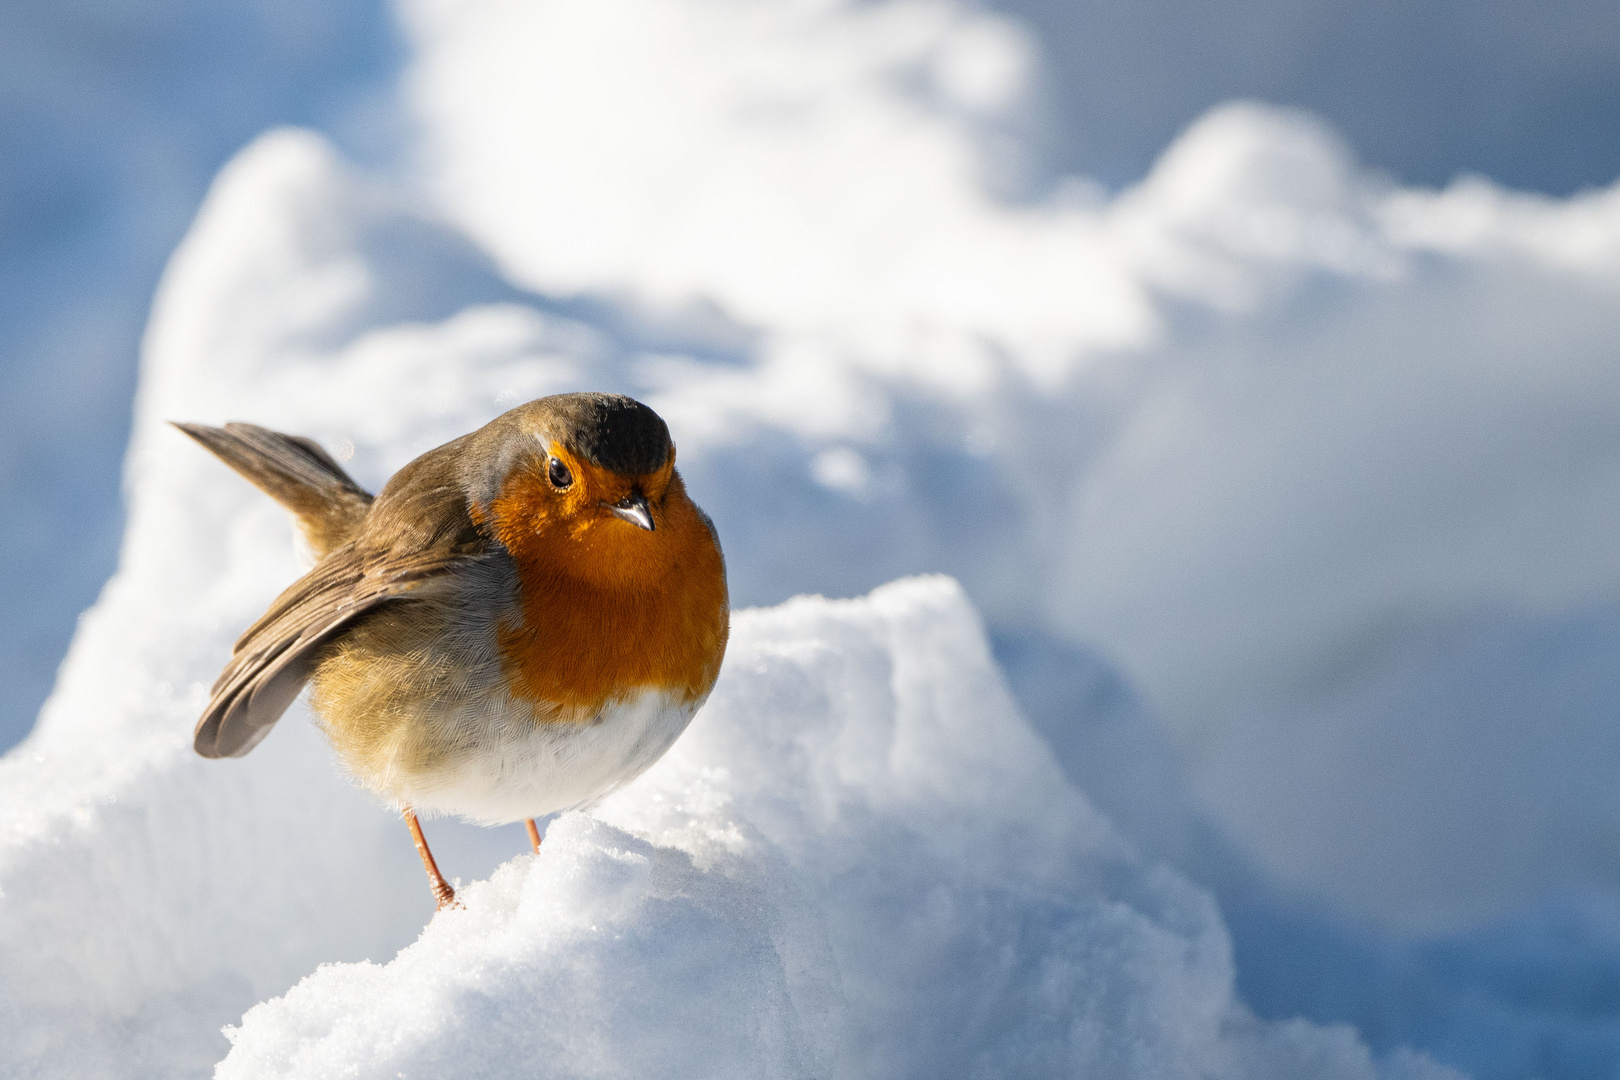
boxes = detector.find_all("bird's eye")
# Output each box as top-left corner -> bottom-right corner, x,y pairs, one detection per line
548,457 -> 573,489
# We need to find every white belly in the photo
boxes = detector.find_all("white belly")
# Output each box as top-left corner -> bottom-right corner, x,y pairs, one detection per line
375,687 -> 701,826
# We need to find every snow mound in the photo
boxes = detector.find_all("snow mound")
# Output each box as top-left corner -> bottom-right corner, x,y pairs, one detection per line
217,580 -> 1443,1080
0,125 -> 1457,1077
18,0 -> 1620,1067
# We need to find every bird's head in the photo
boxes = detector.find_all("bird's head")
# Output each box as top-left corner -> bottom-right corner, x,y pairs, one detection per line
467,393 -> 711,591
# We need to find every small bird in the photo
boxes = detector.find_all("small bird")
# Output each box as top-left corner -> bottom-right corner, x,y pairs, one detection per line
175,393 -> 729,909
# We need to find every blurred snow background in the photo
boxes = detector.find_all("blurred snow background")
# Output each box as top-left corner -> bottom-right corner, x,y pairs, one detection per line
7,0 -> 1620,1077
0,0 -> 401,751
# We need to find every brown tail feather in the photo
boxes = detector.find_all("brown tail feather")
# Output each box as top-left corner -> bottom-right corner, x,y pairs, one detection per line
173,421 -> 374,556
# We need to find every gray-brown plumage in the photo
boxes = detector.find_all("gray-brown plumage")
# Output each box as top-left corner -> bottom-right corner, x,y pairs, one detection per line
172,422 -> 373,556
174,423 -> 496,759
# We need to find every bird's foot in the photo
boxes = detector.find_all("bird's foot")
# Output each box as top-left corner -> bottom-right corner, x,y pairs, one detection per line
404,805 -> 461,912
431,876 -> 459,911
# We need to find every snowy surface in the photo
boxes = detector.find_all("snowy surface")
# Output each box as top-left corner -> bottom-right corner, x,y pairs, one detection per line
213,580 -> 1450,1080
0,123 -> 1456,1077
9,0 -> 1620,1076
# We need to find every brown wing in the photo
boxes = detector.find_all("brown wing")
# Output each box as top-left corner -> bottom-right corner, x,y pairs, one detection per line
194,545 -> 471,758
172,422 -> 374,557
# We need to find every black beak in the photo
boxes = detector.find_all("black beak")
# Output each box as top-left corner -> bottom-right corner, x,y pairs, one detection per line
608,491 -> 654,531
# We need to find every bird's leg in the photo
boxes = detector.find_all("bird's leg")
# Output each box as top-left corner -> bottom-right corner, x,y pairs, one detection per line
525,818 -> 543,854
403,807 -> 457,910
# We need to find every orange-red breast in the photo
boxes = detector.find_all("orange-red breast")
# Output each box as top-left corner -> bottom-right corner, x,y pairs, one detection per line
175,393 -> 729,908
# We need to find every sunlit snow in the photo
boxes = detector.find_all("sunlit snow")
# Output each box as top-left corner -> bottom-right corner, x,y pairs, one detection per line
9,0 -> 1620,1076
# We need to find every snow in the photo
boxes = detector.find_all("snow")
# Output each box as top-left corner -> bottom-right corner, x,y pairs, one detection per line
0,122 -> 1460,1077
213,570 -> 1468,1080
9,0 -> 1620,1075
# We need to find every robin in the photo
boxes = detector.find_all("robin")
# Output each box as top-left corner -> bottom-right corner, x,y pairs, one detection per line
175,393 -> 729,909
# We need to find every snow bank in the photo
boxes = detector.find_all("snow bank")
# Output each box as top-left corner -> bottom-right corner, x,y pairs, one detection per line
12,0 -> 1620,1074
0,127 -> 1454,1078
218,578 -> 1457,1080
